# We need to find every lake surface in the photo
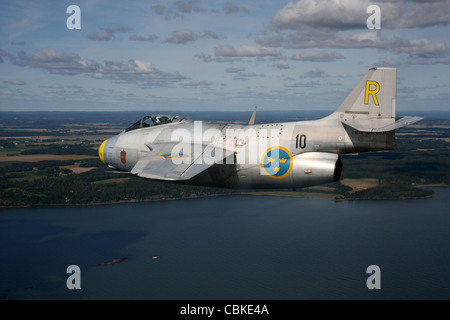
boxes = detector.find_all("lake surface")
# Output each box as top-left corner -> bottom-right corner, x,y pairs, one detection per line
1,188 -> 449,300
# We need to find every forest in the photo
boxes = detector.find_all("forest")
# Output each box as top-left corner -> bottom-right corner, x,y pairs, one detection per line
0,111 -> 448,207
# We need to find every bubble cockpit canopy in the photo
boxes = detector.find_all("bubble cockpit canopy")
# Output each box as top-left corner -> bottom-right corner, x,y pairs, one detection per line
126,114 -> 186,132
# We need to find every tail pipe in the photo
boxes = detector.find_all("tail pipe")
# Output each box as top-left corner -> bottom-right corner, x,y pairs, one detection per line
334,158 -> 343,181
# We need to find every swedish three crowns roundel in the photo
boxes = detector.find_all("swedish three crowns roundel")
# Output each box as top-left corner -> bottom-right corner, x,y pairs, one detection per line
261,146 -> 293,179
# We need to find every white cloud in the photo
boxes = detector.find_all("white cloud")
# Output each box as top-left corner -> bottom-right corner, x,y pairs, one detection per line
152,5 -> 166,15
88,27 -> 134,41
0,49 -> 10,63
180,80 -> 214,87
398,84 -> 450,94
164,30 -> 198,44
375,58 -> 400,67
175,1 -> 208,14
232,72 -> 265,82
393,38 -> 447,58
7,48 -> 187,87
201,30 -> 223,40
291,51 -> 345,62
226,65 -> 246,73
151,4 -> 182,20
88,30 -> 114,41
215,45 -> 280,57
175,1 -> 193,13
407,58 -> 450,65
273,0 -> 370,30
151,1 -> 209,20
223,3 -> 249,15
273,61 -> 290,69
286,31 -> 383,49
267,30 -> 448,59
38,84 -> 64,89
285,81 -> 320,88
194,52 -> 240,63
255,34 -> 285,48
300,68 -> 328,78
384,0 -> 450,29
272,0 -> 450,30
129,34 -> 159,41
4,79 -> 26,85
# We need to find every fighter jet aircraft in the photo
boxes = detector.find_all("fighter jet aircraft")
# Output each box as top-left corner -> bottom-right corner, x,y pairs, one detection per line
98,67 -> 422,189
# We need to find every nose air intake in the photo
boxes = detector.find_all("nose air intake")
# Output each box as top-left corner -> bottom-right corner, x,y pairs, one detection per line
98,139 -> 108,165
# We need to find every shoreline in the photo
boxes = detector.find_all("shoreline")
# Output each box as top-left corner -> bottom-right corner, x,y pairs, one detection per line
246,189 -> 438,201
1,186 -> 447,209
336,193 -> 437,201
0,192 -> 241,209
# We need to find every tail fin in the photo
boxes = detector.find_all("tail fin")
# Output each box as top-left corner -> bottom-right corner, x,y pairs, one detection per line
331,67 -> 422,132
338,67 -> 396,131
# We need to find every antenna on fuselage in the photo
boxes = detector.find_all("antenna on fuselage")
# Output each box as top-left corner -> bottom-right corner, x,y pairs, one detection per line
248,106 -> 257,125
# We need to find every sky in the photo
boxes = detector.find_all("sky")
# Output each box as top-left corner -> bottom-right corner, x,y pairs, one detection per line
0,0 -> 449,112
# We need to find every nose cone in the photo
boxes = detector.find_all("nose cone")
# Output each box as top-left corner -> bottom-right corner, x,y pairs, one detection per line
98,139 -> 108,165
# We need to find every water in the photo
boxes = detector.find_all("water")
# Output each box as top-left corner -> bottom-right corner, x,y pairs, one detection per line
1,189 -> 449,300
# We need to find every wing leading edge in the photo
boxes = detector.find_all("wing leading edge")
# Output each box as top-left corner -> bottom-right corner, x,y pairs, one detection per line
130,142 -> 235,181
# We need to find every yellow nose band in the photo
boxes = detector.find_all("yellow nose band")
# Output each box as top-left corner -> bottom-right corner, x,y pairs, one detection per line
99,139 -> 108,165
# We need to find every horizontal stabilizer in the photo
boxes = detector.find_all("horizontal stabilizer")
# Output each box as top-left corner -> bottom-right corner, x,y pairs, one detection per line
343,116 -> 423,132
375,116 -> 423,131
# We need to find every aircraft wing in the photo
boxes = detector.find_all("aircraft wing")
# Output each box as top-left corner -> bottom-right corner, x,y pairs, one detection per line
130,142 -> 234,181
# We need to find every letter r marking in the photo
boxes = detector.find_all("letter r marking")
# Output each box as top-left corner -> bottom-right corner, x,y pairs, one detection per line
364,81 -> 380,105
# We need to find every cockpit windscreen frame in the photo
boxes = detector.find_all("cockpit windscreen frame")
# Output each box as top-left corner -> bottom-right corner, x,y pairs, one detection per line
125,114 -> 185,132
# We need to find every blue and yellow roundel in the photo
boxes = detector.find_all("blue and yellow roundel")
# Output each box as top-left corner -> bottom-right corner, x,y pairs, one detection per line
261,146 -> 293,179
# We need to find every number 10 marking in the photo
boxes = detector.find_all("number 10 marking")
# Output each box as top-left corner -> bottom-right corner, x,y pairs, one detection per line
296,134 -> 306,149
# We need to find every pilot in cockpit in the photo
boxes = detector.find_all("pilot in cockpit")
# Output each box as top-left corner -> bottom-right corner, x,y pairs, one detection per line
155,116 -> 170,124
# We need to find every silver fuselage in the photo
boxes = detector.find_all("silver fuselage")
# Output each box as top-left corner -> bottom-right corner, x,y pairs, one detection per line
100,116 -> 394,189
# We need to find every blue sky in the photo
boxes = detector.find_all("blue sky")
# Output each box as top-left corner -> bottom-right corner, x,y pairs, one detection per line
1,0 -> 449,112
